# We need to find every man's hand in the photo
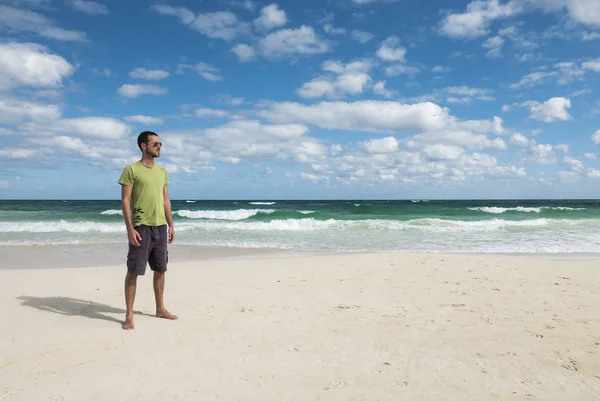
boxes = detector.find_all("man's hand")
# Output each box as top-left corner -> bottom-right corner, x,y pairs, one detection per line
168,226 -> 175,244
128,228 -> 142,246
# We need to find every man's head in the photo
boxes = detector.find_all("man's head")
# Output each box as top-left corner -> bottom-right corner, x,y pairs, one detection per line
137,131 -> 162,158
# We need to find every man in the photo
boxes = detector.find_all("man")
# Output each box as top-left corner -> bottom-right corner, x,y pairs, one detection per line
118,131 -> 178,330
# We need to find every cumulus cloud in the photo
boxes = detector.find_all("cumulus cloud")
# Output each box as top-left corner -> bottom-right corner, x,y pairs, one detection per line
253,3 -> 287,31
376,36 -> 406,62
258,25 -> 330,57
0,42 -> 75,91
526,97 -> 572,122
372,81 -> 397,98
297,59 -> 372,99
151,5 -> 250,40
231,44 -> 257,62
259,100 -> 452,132
117,84 -> 168,98
439,0 -> 522,38
440,0 -> 600,40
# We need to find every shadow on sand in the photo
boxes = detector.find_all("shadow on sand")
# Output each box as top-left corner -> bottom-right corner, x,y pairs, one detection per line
16,296 -> 148,325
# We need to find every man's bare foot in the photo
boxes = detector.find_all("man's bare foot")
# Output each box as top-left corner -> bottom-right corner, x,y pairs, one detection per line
156,308 -> 178,320
122,315 -> 135,330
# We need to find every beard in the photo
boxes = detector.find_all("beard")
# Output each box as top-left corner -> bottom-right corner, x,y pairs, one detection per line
145,148 -> 160,158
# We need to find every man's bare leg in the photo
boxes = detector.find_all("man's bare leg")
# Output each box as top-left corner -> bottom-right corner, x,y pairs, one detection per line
123,273 -> 137,330
153,271 -> 178,320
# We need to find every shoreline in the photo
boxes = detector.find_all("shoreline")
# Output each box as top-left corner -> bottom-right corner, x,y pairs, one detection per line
3,242 -> 600,270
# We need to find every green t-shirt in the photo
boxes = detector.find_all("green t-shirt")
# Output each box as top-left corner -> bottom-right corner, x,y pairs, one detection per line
118,161 -> 169,227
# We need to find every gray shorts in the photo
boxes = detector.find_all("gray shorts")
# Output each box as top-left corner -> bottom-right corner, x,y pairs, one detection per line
127,224 -> 169,275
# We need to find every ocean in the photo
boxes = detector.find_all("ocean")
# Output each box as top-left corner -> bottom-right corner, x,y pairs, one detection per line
2,199 -> 600,255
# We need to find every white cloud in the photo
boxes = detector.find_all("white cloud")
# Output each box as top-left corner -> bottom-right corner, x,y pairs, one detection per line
0,98 -> 61,124
582,32 -> 600,40
582,58 -> 600,72
231,44 -> 256,62
179,62 -> 223,81
193,62 -> 223,81
376,36 -> 406,62
526,143 -> 556,164
193,11 -> 250,40
555,144 -> 569,152
324,24 -> 346,35
254,3 -> 287,31
196,108 -> 231,118
124,115 -> 164,125
591,129 -> 600,144
231,44 -> 257,62
509,133 -> 535,147
362,137 -> 399,153
372,81 -> 396,98
483,35 -> 504,58
150,4 -> 195,24
128,68 -> 170,80
199,120 -> 318,164
259,26 -> 330,57
510,71 -> 557,89
385,64 -> 420,77
439,0 -> 523,38
21,117 -> 132,139
585,152 -> 597,159
0,5 -> 88,42
151,5 -> 250,40
530,0 -> 600,27
65,0 -> 109,15
117,84 -> 168,98
297,60 -> 372,99
351,30 -> 375,43
587,168 -> 600,177
527,97 -> 572,122
423,144 -> 465,161
260,100 -> 452,132
407,130 -> 507,151
0,42 -> 75,91
440,0 -> 600,40
563,156 -> 585,172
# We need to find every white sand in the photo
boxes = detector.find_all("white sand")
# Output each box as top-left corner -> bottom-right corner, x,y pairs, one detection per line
1,252 -> 600,400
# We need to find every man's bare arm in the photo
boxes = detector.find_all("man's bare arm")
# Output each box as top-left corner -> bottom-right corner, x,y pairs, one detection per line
122,184 -> 141,246
121,184 -> 134,231
163,185 -> 175,243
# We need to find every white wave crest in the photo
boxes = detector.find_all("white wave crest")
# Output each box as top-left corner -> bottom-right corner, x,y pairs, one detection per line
2,217 -> 600,234
0,220 -> 123,233
469,206 -> 586,214
175,209 -> 275,220
100,209 -> 122,215
249,202 -> 276,205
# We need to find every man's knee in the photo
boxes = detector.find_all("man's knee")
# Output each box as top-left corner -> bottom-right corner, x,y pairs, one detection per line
125,272 -> 139,282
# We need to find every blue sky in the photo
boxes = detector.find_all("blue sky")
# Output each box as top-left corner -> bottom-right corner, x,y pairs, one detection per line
1,0 -> 599,200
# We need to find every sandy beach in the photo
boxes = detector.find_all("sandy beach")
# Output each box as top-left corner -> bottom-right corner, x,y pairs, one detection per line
1,251 -> 600,400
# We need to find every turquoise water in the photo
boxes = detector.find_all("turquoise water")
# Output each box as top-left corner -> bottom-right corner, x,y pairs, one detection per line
2,199 -> 600,253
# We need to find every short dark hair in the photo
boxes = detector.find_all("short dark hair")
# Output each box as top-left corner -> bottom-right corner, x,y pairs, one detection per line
137,131 -> 158,150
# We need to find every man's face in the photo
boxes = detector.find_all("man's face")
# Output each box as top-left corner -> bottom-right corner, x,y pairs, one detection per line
144,135 -> 162,158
